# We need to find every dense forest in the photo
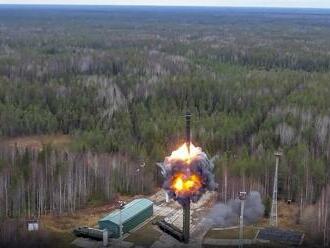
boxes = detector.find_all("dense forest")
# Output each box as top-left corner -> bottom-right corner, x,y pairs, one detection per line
0,6 -> 329,245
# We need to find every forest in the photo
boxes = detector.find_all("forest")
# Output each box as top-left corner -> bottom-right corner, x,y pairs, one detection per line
0,5 -> 329,245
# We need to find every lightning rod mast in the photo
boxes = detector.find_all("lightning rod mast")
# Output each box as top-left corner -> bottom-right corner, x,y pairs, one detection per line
270,151 -> 282,227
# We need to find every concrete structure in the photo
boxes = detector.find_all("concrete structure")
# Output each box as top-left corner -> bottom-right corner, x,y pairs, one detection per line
99,198 -> 153,238
257,227 -> 304,246
102,229 -> 108,247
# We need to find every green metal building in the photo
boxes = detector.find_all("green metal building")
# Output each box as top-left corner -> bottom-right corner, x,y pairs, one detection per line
98,198 -> 153,238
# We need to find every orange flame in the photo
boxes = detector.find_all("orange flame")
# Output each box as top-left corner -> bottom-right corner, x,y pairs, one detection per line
171,172 -> 202,194
168,143 -> 201,163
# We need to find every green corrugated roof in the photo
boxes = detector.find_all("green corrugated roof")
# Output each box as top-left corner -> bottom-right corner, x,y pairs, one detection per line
99,198 -> 153,225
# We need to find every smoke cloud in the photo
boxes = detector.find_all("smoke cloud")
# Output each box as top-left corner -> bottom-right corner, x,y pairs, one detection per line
205,191 -> 264,227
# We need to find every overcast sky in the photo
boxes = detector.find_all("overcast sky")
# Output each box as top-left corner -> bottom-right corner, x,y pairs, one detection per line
0,0 -> 329,8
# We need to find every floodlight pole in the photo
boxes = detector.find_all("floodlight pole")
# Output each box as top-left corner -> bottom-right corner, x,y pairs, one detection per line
270,152 -> 282,227
119,209 -> 122,238
118,201 -> 126,239
239,192 -> 247,248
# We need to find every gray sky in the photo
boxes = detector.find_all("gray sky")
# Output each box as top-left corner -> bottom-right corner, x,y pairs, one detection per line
0,0 -> 329,8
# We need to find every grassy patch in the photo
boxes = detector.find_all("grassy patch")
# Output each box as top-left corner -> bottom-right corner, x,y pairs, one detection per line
124,218 -> 162,247
205,226 -> 258,240
50,231 -> 76,248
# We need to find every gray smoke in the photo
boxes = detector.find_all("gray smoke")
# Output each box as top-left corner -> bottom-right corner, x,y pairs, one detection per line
204,191 -> 264,227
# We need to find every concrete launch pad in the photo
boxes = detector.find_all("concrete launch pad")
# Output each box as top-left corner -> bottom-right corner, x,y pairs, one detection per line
72,190 -> 217,248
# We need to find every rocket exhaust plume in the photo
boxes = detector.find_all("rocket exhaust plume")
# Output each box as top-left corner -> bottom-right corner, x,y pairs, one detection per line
158,113 -> 216,243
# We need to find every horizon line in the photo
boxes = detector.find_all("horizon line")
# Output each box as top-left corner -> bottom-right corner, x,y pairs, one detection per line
0,3 -> 329,9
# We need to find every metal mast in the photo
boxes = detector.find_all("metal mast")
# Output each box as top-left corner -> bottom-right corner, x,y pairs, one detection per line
239,192 -> 247,248
270,152 -> 282,227
118,200 -> 126,238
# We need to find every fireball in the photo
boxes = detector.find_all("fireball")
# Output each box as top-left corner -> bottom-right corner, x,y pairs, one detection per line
167,143 -> 203,196
159,141 -> 215,205
171,172 -> 202,195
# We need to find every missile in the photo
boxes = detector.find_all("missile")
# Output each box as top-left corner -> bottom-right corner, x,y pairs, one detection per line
185,112 -> 191,154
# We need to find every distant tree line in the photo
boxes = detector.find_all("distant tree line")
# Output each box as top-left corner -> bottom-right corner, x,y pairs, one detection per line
0,7 -> 329,245
0,144 -> 154,219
